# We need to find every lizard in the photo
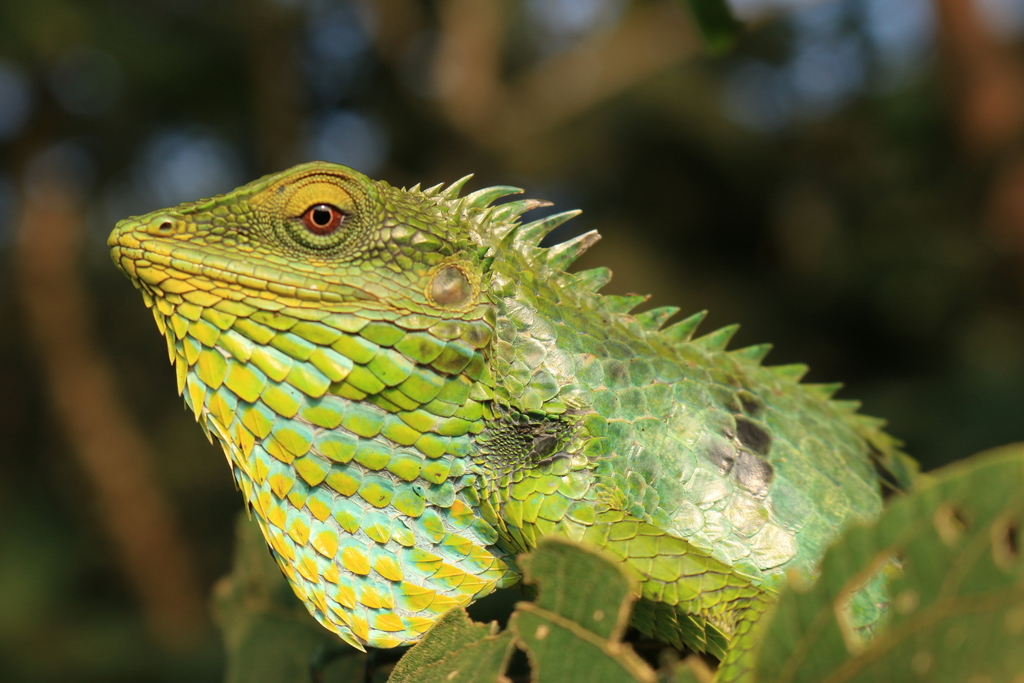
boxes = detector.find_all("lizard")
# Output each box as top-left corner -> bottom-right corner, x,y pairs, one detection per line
108,161 -> 917,680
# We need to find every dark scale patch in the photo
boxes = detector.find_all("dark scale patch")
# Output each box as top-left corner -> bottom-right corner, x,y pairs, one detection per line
734,416 -> 772,456
476,407 -> 579,476
604,360 -> 631,389
733,451 -> 774,499
706,441 -> 737,476
737,390 -> 764,417
530,434 -> 558,462
708,385 -> 743,415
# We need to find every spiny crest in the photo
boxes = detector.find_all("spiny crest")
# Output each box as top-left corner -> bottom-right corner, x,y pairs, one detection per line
421,178 -> 601,274
854,413 -> 888,430
572,267 -> 612,293
463,185 -> 524,209
416,174 -> 475,201
603,294 -> 649,315
804,382 -> 844,401
730,343 -> 772,364
768,363 -> 810,383
422,179 -> 854,381
510,210 -> 582,247
544,230 -> 601,271
693,323 -> 740,352
650,311 -> 870,427
832,399 -> 863,414
442,175 -> 475,199
635,306 -> 680,330
414,176 -> 915,489
488,198 -> 554,224
663,310 -> 708,343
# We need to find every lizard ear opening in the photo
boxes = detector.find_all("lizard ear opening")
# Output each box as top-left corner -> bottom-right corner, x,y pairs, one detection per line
427,263 -> 477,310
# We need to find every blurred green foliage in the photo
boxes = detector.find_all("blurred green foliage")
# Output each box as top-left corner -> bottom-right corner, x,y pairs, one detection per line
0,0 -> 1022,680
679,0 -> 741,52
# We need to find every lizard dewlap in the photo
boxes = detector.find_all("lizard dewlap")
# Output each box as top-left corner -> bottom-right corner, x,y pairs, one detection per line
109,162 -> 917,677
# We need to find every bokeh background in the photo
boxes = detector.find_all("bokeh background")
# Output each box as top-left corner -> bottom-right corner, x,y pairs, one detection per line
1,0 -> 1023,680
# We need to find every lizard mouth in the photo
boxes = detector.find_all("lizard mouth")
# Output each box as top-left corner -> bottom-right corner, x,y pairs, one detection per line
109,219 -> 380,306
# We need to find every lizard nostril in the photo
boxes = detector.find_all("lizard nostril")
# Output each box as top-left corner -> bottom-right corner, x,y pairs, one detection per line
157,221 -> 173,233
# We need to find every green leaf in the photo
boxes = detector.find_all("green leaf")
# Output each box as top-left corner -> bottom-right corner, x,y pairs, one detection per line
660,654 -> 714,683
744,443 -> 1024,682
679,0 -> 742,54
387,609 -> 515,683
511,538 -> 659,683
389,539 -> 712,683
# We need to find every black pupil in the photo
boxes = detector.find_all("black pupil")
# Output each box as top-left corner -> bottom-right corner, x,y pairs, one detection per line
312,207 -> 332,226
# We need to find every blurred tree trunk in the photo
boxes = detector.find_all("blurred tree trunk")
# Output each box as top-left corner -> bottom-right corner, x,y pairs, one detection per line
935,0 -> 1024,262
15,153 -> 207,650
244,0 -> 305,172
430,0 -> 699,158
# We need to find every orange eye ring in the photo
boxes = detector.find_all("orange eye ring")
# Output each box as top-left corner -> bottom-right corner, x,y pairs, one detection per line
301,204 -> 346,235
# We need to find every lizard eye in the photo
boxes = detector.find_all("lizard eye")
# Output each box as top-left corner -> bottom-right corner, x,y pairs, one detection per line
302,204 -> 346,235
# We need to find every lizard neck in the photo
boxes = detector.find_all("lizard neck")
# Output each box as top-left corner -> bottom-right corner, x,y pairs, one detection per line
462,260 -> 613,556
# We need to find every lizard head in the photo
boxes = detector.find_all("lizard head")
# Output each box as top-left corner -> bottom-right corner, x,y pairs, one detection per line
109,161 -> 520,650
109,160 -> 489,322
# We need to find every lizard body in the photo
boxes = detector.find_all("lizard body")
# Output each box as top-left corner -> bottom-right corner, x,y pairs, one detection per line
109,162 -> 916,680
